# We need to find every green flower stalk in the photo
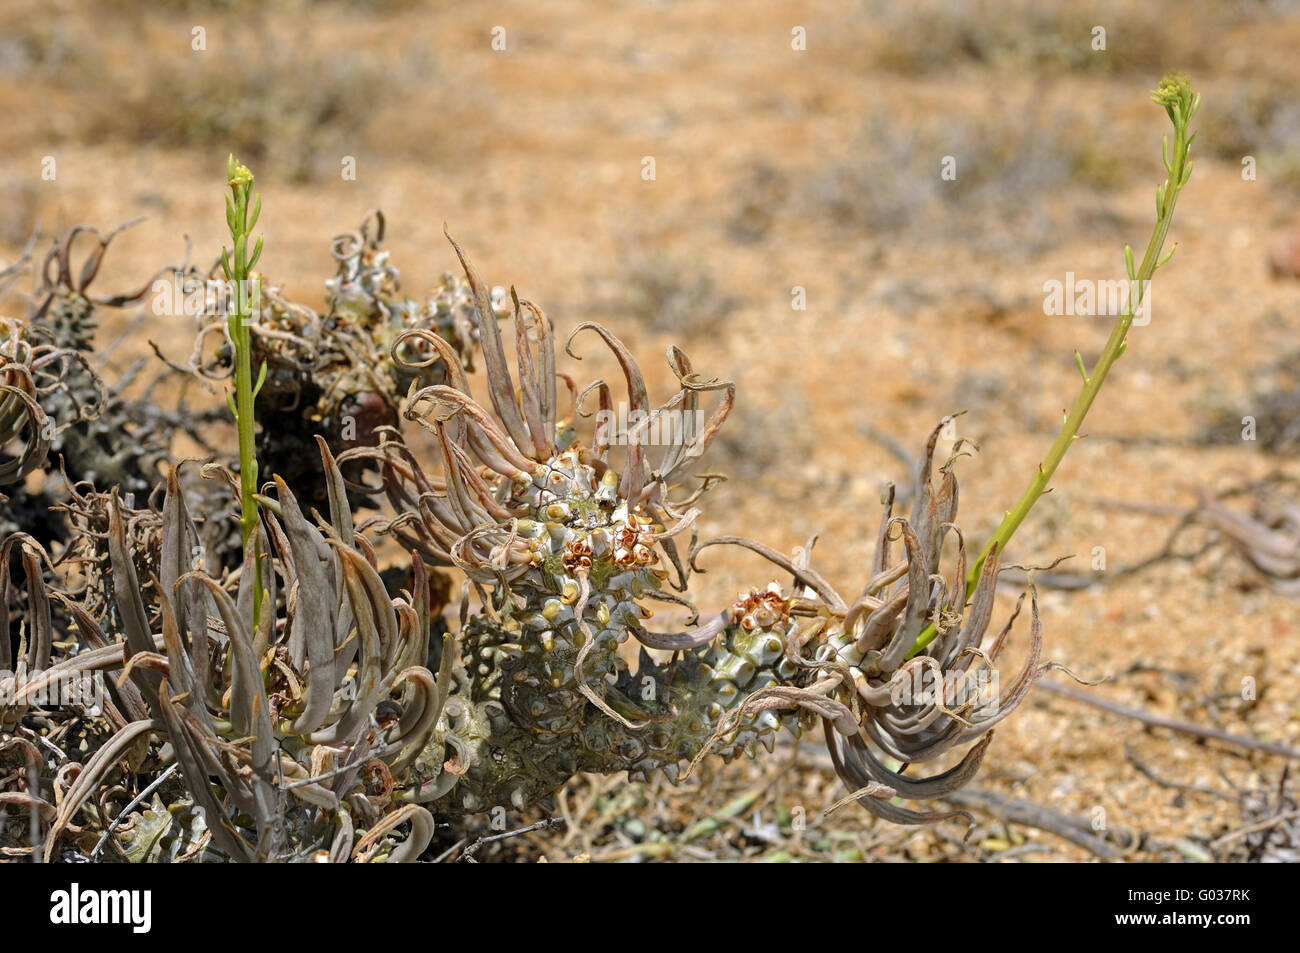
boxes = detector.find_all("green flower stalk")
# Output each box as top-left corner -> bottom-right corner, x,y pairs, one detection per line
221,155 -> 266,628
909,72 -> 1199,657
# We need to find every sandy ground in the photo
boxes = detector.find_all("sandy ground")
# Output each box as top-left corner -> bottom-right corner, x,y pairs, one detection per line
3,0 -> 1299,861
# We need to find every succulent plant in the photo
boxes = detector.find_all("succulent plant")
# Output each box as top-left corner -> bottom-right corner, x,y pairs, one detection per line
175,207 -> 501,516
1,223 -> 214,553
4,449 -> 446,862
0,312 -> 100,549
341,242 -> 1045,820
4,226 -> 1045,855
29,223 -> 180,498
0,74 -> 1200,861
0,315 -> 61,491
693,433 -> 1049,825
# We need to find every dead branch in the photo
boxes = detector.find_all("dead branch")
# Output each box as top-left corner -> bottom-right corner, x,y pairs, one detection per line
1037,679 -> 1300,760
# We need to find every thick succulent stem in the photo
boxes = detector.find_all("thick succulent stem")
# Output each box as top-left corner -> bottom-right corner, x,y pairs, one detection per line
909,73 -> 1199,657
420,610 -> 798,814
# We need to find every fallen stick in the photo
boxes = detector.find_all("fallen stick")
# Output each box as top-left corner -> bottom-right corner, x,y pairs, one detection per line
1037,679 -> 1300,760
1124,745 -> 1236,802
940,788 -> 1128,861
1209,809 -> 1300,850
460,817 -> 565,862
